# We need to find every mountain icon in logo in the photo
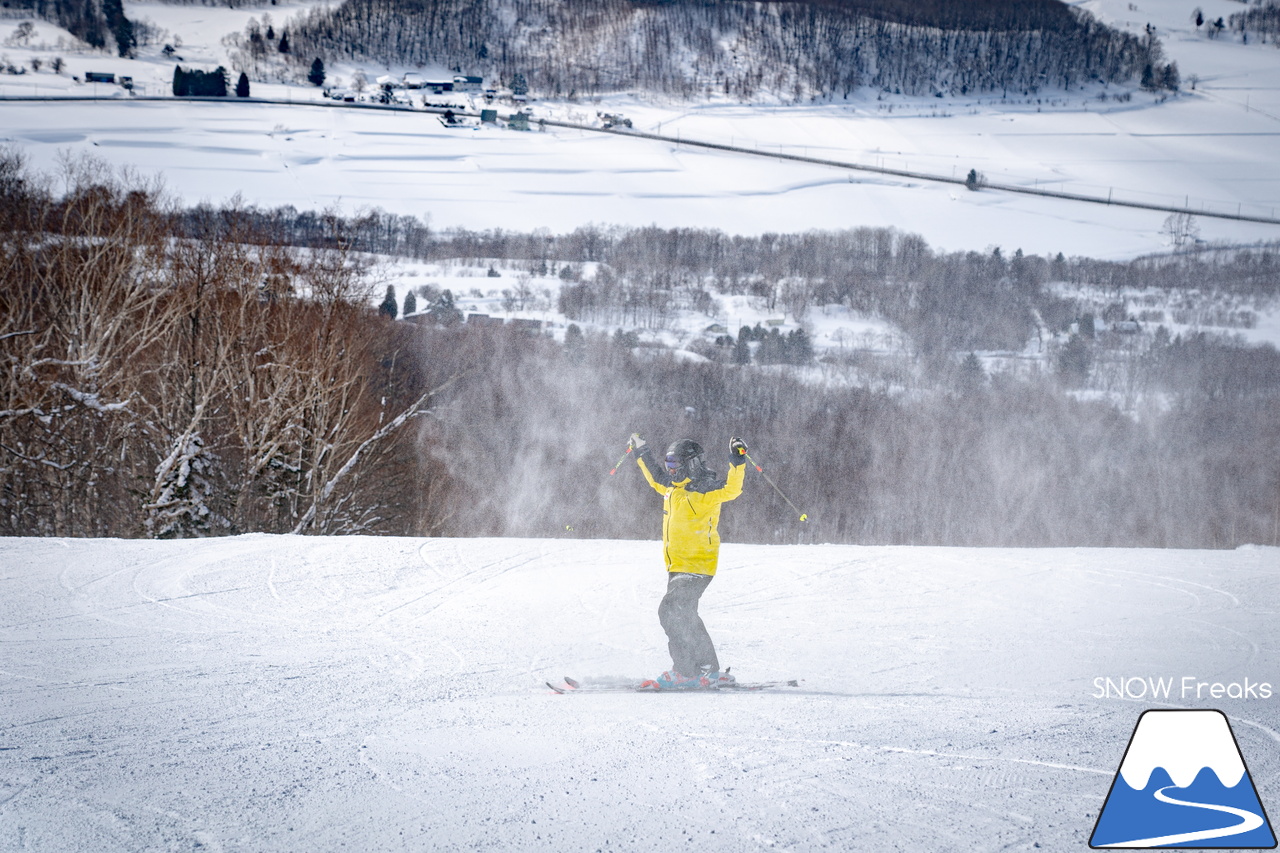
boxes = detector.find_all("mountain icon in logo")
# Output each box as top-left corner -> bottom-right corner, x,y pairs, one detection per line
1091,709 -> 1276,848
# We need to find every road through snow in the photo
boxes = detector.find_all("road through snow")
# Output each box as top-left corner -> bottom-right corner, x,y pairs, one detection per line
1,535 -> 1277,850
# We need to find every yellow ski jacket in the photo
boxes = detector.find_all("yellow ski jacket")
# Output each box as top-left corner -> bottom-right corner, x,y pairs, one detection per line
637,455 -> 744,576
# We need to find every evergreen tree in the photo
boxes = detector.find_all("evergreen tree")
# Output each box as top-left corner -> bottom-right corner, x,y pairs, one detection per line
959,352 -> 986,390
172,66 -> 227,97
564,323 -> 585,361
430,290 -> 463,326
733,331 -> 752,365
403,290 -> 417,316
1057,334 -> 1093,386
786,328 -> 814,365
235,72 -> 250,97
147,434 -> 225,538
1051,252 -> 1067,281
379,285 -> 398,319
278,32 -> 290,54
308,58 -> 325,87
102,0 -> 134,57
757,328 -> 785,364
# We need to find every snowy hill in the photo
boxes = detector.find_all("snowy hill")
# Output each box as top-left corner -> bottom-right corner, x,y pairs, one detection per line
3,534 -> 1278,850
284,0 -> 1154,102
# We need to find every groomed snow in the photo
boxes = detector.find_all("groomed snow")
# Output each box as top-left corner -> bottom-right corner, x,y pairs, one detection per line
2,534 -> 1277,850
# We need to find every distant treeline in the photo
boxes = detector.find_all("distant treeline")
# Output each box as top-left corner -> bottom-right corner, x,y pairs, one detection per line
1230,2 -> 1280,43
190,204 -> 1280,297
4,154 -> 1278,546
171,65 -> 228,97
203,203 -> 1280,358
282,0 -> 1162,101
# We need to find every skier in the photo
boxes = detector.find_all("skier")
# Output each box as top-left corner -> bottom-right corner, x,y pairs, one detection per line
630,433 -> 748,689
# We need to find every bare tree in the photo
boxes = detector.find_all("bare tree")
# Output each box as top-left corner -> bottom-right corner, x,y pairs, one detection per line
1162,212 -> 1201,250
1,156 -> 176,535
2,156 -> 460,537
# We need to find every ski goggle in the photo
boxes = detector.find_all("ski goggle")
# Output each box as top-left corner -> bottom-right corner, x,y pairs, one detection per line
665,455 -> 682,470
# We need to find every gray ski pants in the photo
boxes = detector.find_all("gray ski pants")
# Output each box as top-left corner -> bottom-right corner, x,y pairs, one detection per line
658,571 -> 719,677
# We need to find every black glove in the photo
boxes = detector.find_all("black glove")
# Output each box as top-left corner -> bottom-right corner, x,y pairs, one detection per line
631,433 -> 655,467
729,437 -> 748,466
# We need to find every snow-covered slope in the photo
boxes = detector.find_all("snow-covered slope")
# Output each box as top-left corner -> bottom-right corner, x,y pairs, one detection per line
2,535 -> 1277,850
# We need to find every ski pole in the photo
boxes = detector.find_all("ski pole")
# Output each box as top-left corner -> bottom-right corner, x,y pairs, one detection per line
608,437 -> 635,475
743,451 -> 808,522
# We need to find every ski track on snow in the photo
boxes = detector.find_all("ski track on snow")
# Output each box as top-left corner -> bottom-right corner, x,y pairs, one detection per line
1,535 -> 1277,851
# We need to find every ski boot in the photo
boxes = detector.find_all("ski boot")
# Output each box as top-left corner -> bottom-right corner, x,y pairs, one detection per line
700,666 -> 736,687
646,670 -> 709,690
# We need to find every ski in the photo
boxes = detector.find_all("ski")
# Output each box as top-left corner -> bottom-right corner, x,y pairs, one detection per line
644,679 -> 800,692
547,675 -> 798,694
545,676 -> 582,694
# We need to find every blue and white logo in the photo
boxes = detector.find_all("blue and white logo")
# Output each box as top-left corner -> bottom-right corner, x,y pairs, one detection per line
1091,710 -> 1276,848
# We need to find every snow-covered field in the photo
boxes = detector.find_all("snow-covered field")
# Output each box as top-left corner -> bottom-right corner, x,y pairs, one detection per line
2,535 -> 1278,851
3,95 -> 1278,260
1,0 -> 1279,257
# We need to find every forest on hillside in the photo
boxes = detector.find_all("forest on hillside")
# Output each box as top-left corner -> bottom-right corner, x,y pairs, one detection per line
3,153 -> 1278,547
759,0 -> 1079,31
1229,1 -> 1280,43
280,0 -> 1166,101
192,203 -> 1280,356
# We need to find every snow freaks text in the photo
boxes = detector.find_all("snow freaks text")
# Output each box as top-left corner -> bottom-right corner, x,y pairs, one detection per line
1093,676 -> 1274,701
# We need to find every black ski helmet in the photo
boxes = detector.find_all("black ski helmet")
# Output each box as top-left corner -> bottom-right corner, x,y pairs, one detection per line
665,439 -> 705,481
